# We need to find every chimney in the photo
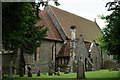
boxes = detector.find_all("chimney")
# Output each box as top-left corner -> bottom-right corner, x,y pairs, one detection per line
94,18 -> 96,22
70,26 -> 76,41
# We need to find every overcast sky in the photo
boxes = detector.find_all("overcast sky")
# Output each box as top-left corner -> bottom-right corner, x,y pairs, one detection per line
37,0 -> 114,29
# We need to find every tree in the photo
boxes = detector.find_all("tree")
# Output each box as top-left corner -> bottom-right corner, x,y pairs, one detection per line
2,1 -> 60,75
2,2 -> 48,75
99,1 -> 120,61
2,2 -> 48,54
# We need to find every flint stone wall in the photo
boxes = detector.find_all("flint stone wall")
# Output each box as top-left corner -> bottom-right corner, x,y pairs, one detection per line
75,36 -> 89,71
24,40 -> 62,73
2,53 -> 17,74
2,40 -> 62,74
89,41 -> 102,70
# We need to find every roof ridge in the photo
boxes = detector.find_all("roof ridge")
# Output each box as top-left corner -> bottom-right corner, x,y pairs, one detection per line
48,5 -> 68,40
41,11 -> 57,40
37,10 -> 63,41
48,5 -> 102,44
49,5 -> 95,24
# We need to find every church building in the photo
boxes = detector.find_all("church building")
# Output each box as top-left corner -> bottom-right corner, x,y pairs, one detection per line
2,5 -> 113,74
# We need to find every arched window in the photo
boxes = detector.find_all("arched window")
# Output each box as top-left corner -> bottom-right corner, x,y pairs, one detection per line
52,44 -> 55,62
34,49 -> 37,61
34,48 -> 38,61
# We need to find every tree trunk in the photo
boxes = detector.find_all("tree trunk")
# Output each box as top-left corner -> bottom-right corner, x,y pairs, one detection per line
14,48 -> 21,75
19,50 -> 25,77
14,48 -> 25,76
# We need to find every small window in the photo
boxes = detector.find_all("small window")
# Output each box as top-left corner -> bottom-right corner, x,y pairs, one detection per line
61,58 -> 62,64
34,49 -> 37,61
67,58 -> 69,64
52,44 -> 55,62
62,58 -> 64,64
64,58 -> 66,64
59,58 -> 61,64
34,48 -> 39,61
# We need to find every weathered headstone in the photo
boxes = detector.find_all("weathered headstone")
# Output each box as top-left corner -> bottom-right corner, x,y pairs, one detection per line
48,68 -> 53,75
64,66 -> 69,74
8,61 -> 14,78
37,70 -> 40,76
48,61 -> 54,75
25,65 -> 28,74
28,67 -> 32,77
77,60 -> 85,79
57,67 -> 61,76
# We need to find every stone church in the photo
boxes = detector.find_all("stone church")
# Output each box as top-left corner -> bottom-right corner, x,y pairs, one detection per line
2,5 -> 113,74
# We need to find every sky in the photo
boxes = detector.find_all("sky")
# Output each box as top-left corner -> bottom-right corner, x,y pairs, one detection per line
37,0 -> 114,29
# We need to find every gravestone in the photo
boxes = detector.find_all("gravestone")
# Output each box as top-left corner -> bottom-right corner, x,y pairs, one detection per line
77,60 -> 85,79
25,65 -> 28,74
57,67 -> 61,76
48,61 -> 54,75
8,61 -> 14,78
28,67 -> 32,77
64,66 -> 69,74
37,70 -> 40,76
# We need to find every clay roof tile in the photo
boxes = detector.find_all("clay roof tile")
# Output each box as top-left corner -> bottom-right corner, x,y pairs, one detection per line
36,10 -> 63,41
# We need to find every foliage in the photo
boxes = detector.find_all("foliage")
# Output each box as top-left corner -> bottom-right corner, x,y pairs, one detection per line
99,1 -> 120,61
2,2 -> 48,54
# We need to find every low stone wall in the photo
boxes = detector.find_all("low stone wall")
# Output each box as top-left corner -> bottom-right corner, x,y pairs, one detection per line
104,60 -> 116,69
2,53 -> 17,74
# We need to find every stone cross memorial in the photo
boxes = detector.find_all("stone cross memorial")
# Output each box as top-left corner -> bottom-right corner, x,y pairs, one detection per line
77,60 -> 85,79
8,61 -> 14,78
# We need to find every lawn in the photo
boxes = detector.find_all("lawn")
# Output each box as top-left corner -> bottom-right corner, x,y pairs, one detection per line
2,69 -> 120,80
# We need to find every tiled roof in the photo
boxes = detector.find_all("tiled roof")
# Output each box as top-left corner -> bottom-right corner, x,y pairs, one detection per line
57,40 -> 92,57
49,5 -> 102,43
36,10 -> 63,41
57,40 -> 70,57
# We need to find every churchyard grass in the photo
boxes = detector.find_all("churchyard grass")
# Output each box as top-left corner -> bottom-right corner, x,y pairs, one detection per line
2,69 -> 120,80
